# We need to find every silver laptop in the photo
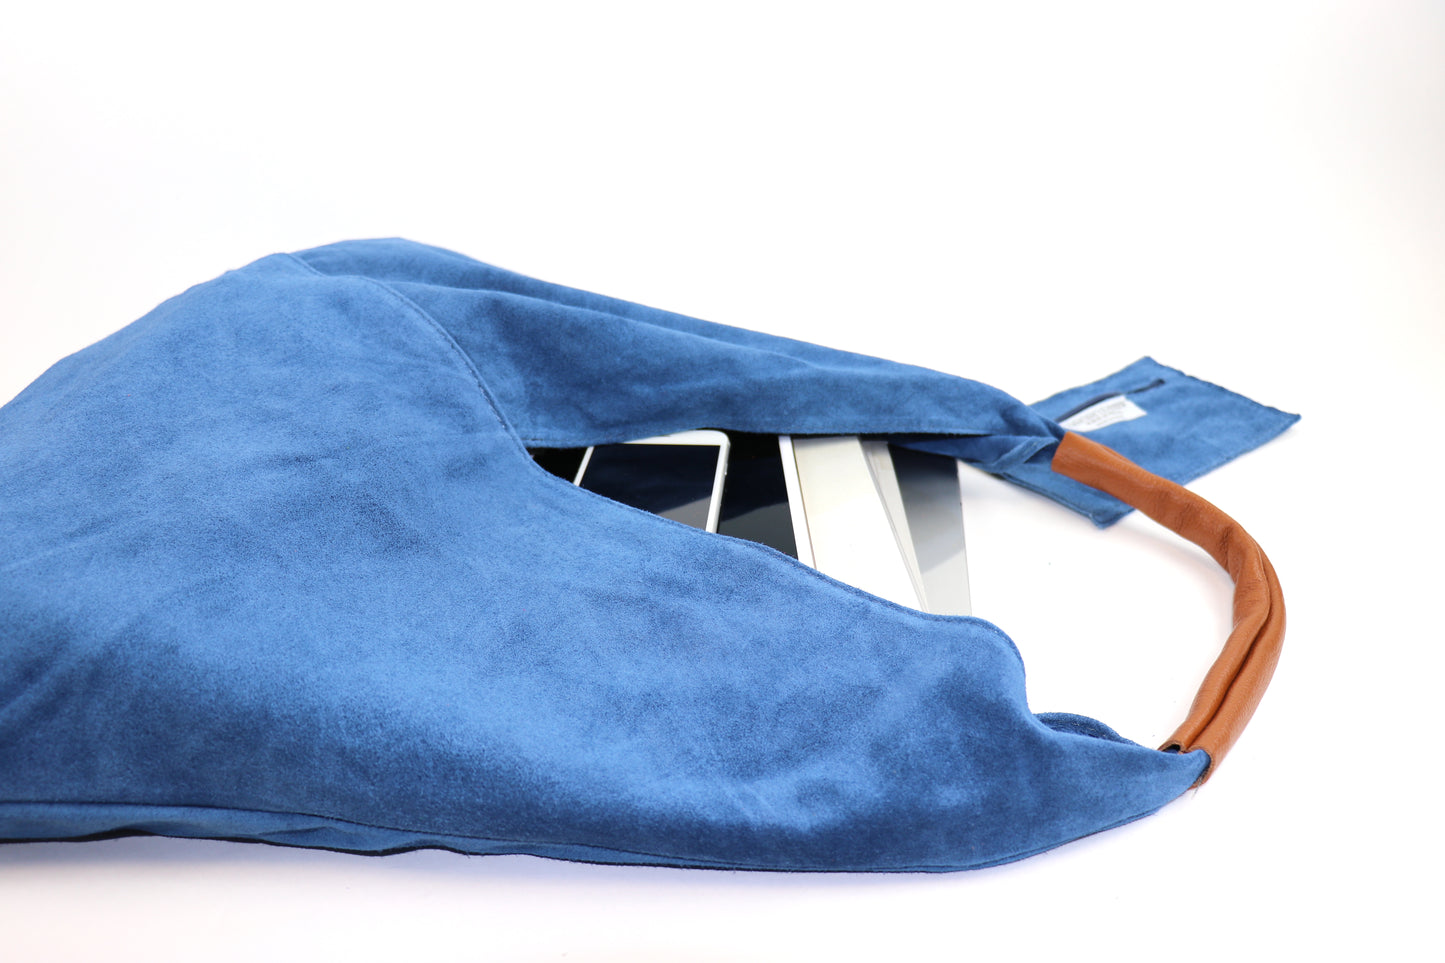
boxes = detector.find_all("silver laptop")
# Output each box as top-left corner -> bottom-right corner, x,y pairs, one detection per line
781,436 -> 971,615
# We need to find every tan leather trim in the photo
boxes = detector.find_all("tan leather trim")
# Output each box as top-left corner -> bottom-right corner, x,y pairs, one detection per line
1050,432 -> 1285,783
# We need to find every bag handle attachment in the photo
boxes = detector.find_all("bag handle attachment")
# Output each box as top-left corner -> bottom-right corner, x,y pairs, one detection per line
1050,432 -> 1285,783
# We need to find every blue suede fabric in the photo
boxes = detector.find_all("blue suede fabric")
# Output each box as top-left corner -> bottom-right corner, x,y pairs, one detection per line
0,239 -> 1235,871
1007,358 -> 1300,526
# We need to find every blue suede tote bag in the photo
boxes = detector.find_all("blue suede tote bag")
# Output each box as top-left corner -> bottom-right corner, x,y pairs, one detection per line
0,239 -> 1292,871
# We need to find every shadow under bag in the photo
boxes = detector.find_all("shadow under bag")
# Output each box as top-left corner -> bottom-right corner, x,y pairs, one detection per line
0,239 -> 1294,870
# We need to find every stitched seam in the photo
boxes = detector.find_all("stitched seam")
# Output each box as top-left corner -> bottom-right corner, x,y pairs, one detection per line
0,791 -> 1196,873
0,798 -> 1106,873
281,253 -> 516,441
0,798 -> 748,868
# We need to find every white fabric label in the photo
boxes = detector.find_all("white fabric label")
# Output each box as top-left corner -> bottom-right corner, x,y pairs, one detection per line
1057,395 -> 1147,432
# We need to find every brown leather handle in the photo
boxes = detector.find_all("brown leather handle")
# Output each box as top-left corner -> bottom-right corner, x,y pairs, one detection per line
1050,432 -> 1285,783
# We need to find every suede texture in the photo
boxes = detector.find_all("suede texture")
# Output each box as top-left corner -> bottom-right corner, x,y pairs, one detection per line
0,239 -> 1219,871
1008,357 -> 1300,526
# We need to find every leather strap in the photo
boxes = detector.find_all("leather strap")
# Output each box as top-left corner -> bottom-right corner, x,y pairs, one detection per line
1050,432 -> 1284,782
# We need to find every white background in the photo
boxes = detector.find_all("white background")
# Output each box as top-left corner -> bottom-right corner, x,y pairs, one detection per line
2,2 -> 1441,959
